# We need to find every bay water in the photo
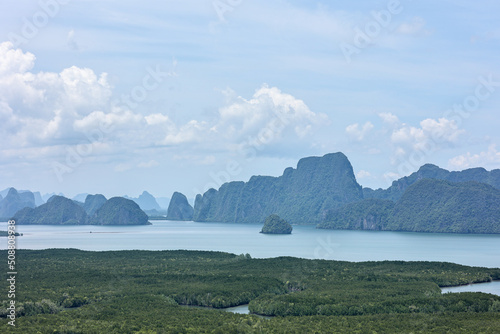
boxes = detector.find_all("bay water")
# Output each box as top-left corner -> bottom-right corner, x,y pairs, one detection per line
2,220 -> 499,268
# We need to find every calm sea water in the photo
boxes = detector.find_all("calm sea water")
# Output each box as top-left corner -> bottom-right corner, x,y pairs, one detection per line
1,220 -> 499,268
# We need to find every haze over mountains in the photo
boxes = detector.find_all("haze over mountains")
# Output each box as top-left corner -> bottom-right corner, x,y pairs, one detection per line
13,195 -> 149,225
191,152 -> 500,233
3,152 -> 500,233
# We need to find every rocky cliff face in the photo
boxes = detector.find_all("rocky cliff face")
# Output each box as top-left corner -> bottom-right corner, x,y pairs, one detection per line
166,192 -> 194,221
318,198 -> 394,231
193,152 -> 363,224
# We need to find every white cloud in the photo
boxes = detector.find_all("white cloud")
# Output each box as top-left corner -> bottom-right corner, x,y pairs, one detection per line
161,84 -> 329,150
161,120 -> 208,145
0,41 -> 35,75
0,43 -> 329,169
215,85 -> 328,140
356,170 -> 371,179
73,109 -> 143,133
448,144 -> 500,170
378,112 -> 400,127
145,113 -> 170,125
391,118 -> 465,156
0,42 -> 112,149
345,122 -> 373,141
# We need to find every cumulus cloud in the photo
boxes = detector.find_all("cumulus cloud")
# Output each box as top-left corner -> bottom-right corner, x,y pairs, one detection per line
378,112 -> 400,127
391,118 -> 465,157
0,43 -> 329,170
159,84 -> 329,151
161,120 -> 208,145
448,144 -> 500,170
215,85 -> 327,140
0,41 -> 35,75
346,112 -> 467,166
0,42 -> 112,149
345,122 -> 374,141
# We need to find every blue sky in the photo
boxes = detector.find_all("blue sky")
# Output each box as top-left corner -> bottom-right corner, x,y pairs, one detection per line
0,0 -> 499,200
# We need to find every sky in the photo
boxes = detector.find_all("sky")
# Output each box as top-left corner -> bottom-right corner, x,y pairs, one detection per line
0,0 -> 499,200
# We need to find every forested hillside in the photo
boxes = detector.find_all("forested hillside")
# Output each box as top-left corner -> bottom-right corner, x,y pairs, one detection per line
1,249 -> 499,333
320,179 -> 500,233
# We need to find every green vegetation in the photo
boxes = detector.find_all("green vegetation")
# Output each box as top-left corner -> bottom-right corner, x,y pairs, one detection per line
260,214 -> 292,234
13,196 -> 149,225
1,249 -> 500,333
321,179 -> 500,234
192,153 -> 500,232
82,194 -> 107,216
318,198 -> 394,230
13,196 -> 88,225
194,152 -> 363,225
388,179 -> 500,233
363,163 -> 500,201
90,197 -> 150,225
166,191 -> 194,221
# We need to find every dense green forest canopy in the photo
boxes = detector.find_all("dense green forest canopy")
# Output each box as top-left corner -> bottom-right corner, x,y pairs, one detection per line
320,179 -> 500,233
1,249 -> 499,333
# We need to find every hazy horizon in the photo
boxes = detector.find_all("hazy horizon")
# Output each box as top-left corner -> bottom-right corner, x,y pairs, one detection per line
1,1 -> 499,200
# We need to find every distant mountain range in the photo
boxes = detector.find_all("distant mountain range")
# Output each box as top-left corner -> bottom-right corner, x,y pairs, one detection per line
190,152 -> 500,234
13,195 -> 149,225
3,152 -> 500,233
124,191 -> 162,211
0,188 -> 37,218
